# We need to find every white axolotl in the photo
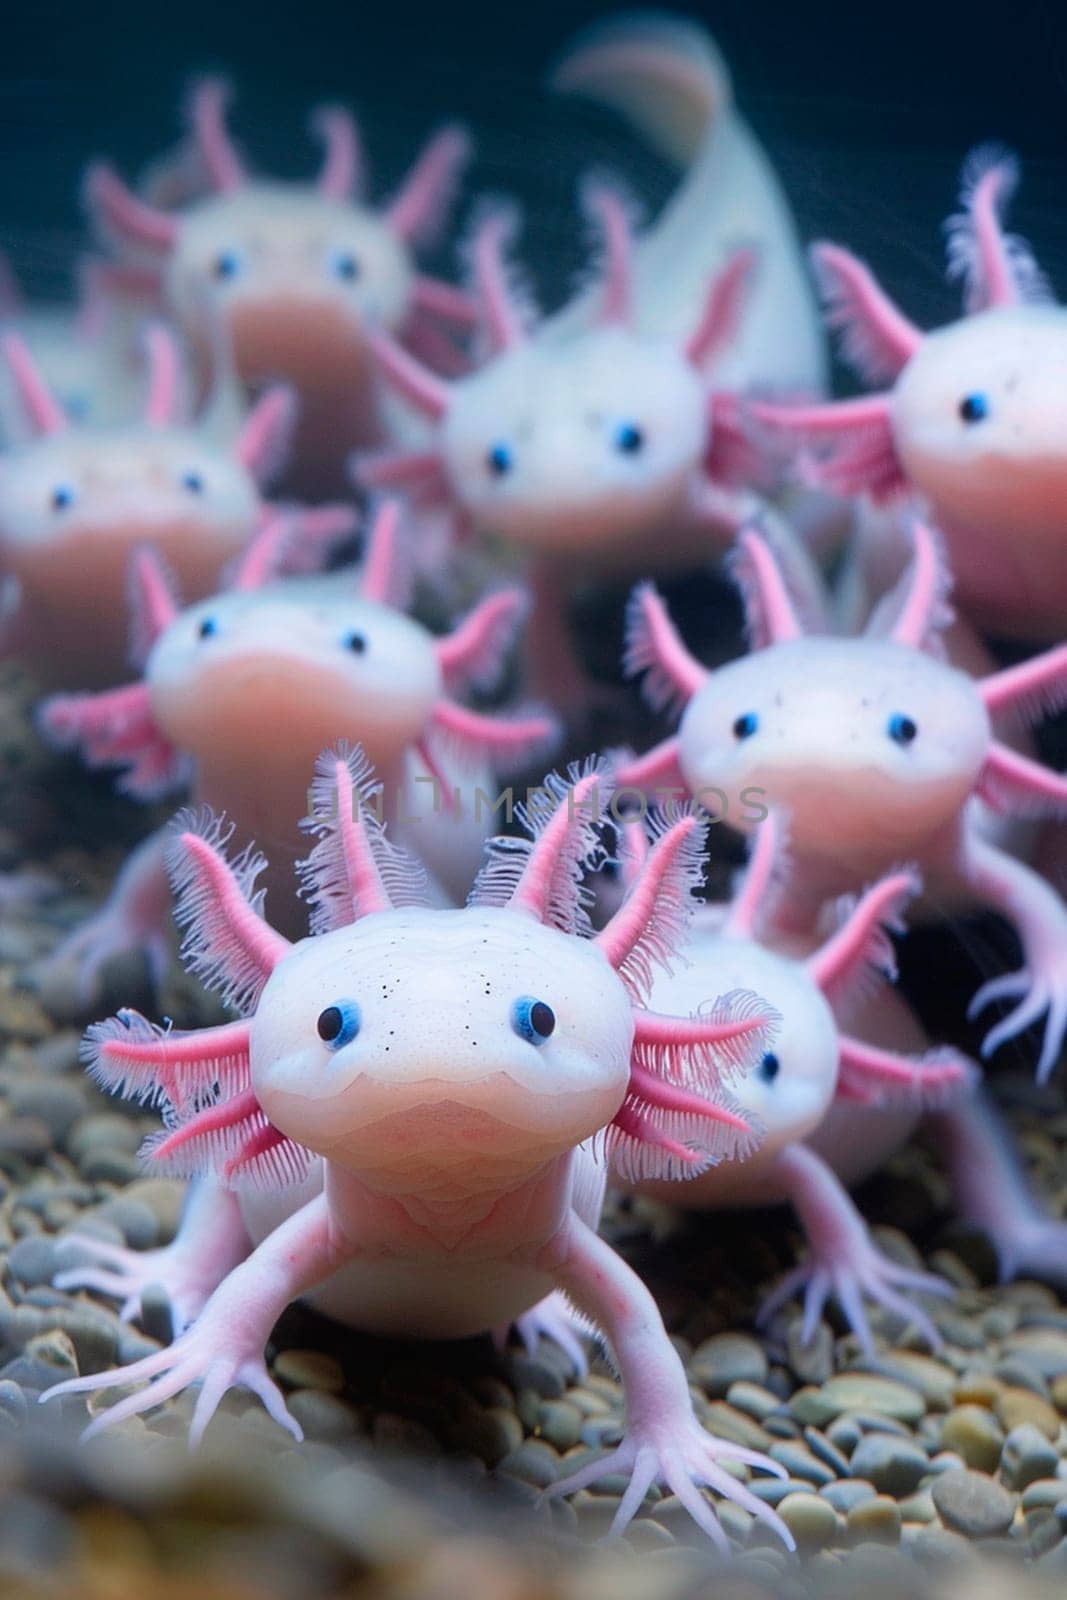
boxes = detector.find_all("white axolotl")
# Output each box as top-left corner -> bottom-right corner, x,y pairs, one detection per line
616,521 -> 1067,1080
0,324 -> 350,690
42,751 -> 795,1554
85,79 -> 475,493
753,145 -> 1067,642
621,812 -> 1067,1325
38,500 -> 556,986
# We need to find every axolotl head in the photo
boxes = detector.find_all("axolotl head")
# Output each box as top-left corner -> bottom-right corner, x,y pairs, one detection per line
86,756 -> 774,1193
0,326 -> 294,686
86,82 -> 472,394
363,193 -> 757,560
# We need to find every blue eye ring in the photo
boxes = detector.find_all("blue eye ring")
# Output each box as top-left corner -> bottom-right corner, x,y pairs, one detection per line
317,1000 -> 361,1049
511,996 -> 556,1045
50,484 -> 75,511
614,422 -> 645,456
959,393 -> 989,424
733,712 -> 759,741
213,250 -> 242,282
197,616 -> 218,640
343,631 -> 367,654
486,443 -> 513,478
758,1051 -> 780,1084
182,470 -> 205,494
329,249 -> 361,282
887,713 -> 918,746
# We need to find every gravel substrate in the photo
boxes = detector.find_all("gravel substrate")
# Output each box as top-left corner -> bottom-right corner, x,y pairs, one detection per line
3,667 -> 1067,1595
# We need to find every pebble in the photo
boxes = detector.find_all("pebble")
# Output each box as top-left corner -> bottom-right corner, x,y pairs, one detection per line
703,1401 -> 771,1450
768,1442 -> 836,1487
899,1489 -> 937,1524
1023,1480 -> 1067,1512
497,1440 -> 560,1489
803,1426 -> 851,1478
931,1469 -> 1018,1539
725,1380 -> 780,1421
820,1480 -> 877,1514
816,1376 -> 925,1425
537,1400 -> 581,1453
846,1496 -> 902,1545
787,1319 -> 834,1385
776,1492 -> 839,1552
272,1350 -> 344,1393
995,1386 -> 1061,1440
285,1390 -> 362,1442
1001,1423 -> 1062,1491
7,1233 -> 58,1288
940,1405 -> 1005,1472
689,1332 -> 767,1396
848,1434 -> 930,1498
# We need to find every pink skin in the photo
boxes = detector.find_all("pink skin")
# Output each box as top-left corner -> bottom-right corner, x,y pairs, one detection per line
43,750 -> 793,1553
619,813 -> 972,1353
0,325 -> 342,690
87,80 -> 474,494
616,520 -> 1067,1080
362,190 -> 823,703
753,145 -> 1067,640
37,501 -> 557,989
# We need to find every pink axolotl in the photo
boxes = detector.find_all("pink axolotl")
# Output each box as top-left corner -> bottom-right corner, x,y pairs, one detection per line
38,500 -> 556,987
616,521 -> 1067,1080
42,750 -> 795,1554
363,190 -> 823,704
615,811 -> 976,1350
0,324 -> 347,690
622,811 -> 1067,1325
86,80 -> 475,494
752,145 -> 1067,641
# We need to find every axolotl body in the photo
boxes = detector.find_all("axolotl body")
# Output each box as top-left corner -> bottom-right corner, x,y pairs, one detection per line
754,146 -> 1067,641
618,522 -> 1067,1080
0,324 -> 334,689
45,752 -> 794,1554
87,80 -> 475,494
39,501 -> 556,984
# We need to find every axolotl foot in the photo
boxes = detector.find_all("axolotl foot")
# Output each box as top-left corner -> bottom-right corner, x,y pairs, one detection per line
508,1290 -> 589,1378
543,1416 -> 792,1553
756,1240 -> 951,1357
968,963 -> 1067,1085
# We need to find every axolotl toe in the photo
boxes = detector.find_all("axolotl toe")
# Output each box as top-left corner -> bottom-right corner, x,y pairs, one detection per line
43,749 -> 795,1555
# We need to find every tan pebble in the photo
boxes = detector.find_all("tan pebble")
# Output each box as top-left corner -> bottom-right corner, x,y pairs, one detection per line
690,1332 -> 768,1397
928,1251 -> 979,1291
898,1490 -> 937,1524
817,1375 -> 924,1425
1051,1373 -> 1067,1414
703,1400 -> 771,1450
995,1386 -> 1061,1440
271,1349 -> 344,1393
567,1385 -> 614,1416
461,1405 -> 523,1465
940,1405 -> 1005,1472
726,1380 -> 782,1422
847,1495 -> 902,1545
498,1438 -> 560,1488
777,1491 -> 839,1552
537,1399 -> 581,1453
952,1374 -> 1003,1408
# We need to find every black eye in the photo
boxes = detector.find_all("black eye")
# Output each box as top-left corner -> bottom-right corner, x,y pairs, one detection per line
486,443 -> 513,478
213,251 -> 242,282
316,1001 -> 361,1049
614,422 -> 645,455
511,996 -> 555,1044
182,471 -> 204,494
330,250 -> 361,282
198,617 -> 218,639
344,631 -> 367,654
51,485 -> 75,511
758,1051 -> 780,1084
887,713 -> 917,746
958,393 -> 989,424
733,712 -> 759,740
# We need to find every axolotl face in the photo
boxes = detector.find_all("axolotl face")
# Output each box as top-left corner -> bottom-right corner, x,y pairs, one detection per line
0,425 -> 260,683
167,187 -> 414,391
145,579 -> 441,772
250,905 -> 634,1178
679,638 -> 990,865
441,327 -> 707,557
892,305 -> 1067,542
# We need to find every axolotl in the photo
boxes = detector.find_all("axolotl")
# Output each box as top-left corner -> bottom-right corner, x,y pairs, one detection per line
617,522 -> 1067,1080
0,323 -> 345,689
39,500 -> 556,987
753,146 -> 1067,641
87,79 -> 475,493
43,751 -> 795,1554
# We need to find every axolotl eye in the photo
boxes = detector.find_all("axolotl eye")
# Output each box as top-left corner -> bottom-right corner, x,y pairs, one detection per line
328,248 -> 361,283
486,443 -> 514,478
958,393 -> 989,424
181,470 -> 205,495
212,249 -> 245,282
758,1051 -> 780,1084
342,631 -> 367,654
614,422 -> 645,456
197,617 -> 219,640
50,484 -> 76,512
511,996 -> 556,1045
887,713 -> 918,746
316,1001 -> 362,1050
733,712 -> 759,741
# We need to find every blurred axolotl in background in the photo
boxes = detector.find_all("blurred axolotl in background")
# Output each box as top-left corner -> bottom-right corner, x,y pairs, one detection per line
86,79 -> 476,494
38,500 -> 556,991
42,751 -> 796,1554
0,324 -> 353,690
616,522 -> 1067,1080
753,145 -> 1067,642
363,189 -> 824,706
616,812 -> 1067,1346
